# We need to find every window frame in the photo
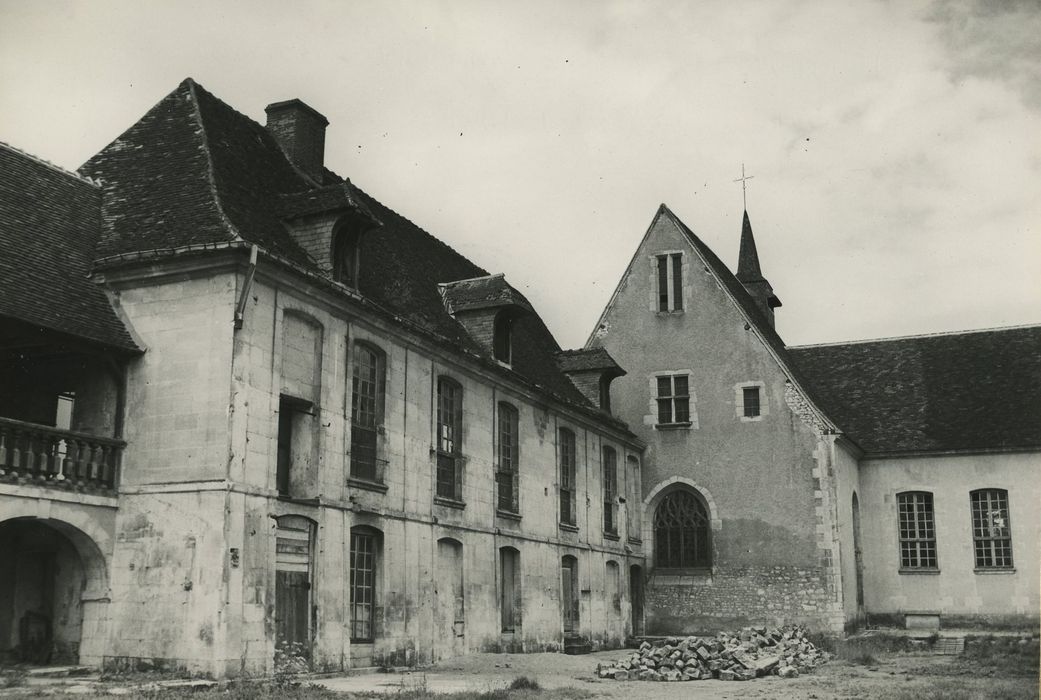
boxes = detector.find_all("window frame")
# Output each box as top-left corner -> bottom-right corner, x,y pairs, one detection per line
654,252 -> 684,312
653,489 -> 711,571
655,373 -> 692,427
349,341 -> 386,484
435,376 -> 464,502
349,526 -> 379,643
897,491 -> 938,571
558,427 -> 577,527
970,489 -> 1014,570
602,445 -> 618,536
496,402 -> 520,514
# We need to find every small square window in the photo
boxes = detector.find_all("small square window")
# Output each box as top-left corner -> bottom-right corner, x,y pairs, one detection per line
656,374 -> 690,425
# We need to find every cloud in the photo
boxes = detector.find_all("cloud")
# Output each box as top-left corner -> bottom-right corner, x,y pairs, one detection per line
925,0 -> 1041,110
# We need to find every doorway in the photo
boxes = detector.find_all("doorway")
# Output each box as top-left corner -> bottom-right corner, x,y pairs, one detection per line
629,565 -> 643,636
435,538 -> 465,660
274,516 -> 314,661
852,493 -> 864,612
561,555 -> 579,635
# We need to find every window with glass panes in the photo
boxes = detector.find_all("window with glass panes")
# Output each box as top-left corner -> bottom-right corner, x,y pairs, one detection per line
350,343 -> 384,481
436,377 -> 463,500
349,529 -> 376,642
970,489 -> 1013,569
602,446 -> 618,534
897,492 -> 937,569
656,374 -> 690,425
558,428 -> 577,525
654,490 -> 710,569
496,402 -> 519,513
742,386 -> 761,417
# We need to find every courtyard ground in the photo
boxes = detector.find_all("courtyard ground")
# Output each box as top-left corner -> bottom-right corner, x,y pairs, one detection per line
1,634 -> 1037,699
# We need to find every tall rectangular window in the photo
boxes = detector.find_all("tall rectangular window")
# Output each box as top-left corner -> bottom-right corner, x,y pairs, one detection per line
349,529 -> 377,642
558,428 -> 577,526
496,403 -> 520,513
436,377 -> 463,501
276,396 -> 312,497
898,492 -> 937,569
971,489 -> 1013,569
656,374 -> 690,425
742,386 -> 761,418
656,253 -> 683,311
350,343 -> 385,482
602,446 -> 618,535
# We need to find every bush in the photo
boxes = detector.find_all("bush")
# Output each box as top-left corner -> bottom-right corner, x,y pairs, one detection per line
508,676 -> 540,690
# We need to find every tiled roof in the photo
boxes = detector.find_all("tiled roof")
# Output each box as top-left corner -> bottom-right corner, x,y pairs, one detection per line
0,142 -> 139,352
556,347 -> 626,376
76,79 -> 600,416
789,326 -> 1041,455
439,274 -> 534,314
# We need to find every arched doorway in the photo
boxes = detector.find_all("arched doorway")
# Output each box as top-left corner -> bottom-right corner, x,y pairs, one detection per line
851,493 -> 864,612
0,517 -> 107,665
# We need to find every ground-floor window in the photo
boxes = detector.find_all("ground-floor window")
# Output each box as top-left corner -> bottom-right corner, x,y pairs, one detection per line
349,528 -> 378,642
897,491 -> 937,569
970,489 -> 1013,569
654,489 -> 710,569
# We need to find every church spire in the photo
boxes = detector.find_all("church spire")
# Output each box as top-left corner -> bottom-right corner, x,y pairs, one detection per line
735,209 -> 782,327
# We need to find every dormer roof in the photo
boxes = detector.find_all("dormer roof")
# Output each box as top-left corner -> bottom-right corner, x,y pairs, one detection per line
439,274 -> 534,315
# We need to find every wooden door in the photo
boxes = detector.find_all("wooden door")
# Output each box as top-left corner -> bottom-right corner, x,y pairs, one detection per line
274,517 -> 313,659
435,539 -> 465,659
561,557 -> 578,634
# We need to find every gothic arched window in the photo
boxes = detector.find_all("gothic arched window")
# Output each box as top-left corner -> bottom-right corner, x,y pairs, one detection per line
654,490 -> 710,569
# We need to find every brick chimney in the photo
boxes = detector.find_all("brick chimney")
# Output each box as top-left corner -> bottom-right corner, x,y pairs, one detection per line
265,99 -> 329,183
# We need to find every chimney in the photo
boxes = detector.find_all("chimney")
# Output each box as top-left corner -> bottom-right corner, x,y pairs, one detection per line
265,99 -> 329,183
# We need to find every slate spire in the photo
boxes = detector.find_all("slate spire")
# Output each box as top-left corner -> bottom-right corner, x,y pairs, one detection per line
735,210 -> 782,327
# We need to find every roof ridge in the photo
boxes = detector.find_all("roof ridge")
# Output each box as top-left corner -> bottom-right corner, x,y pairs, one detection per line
789,322 -> 1041,349
0,140 -> 100,187
184,79 -> 246,244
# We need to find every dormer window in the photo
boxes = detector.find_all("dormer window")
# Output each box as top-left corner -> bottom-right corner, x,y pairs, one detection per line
493,311 -> 514,365
332,228 -> 360,287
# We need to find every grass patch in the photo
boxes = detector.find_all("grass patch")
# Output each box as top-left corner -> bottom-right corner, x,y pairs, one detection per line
508,676 -> 540,690
861,677 -> 1038,700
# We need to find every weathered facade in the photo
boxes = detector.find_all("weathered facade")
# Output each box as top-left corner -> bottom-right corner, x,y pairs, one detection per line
590,205 -> 1041,635
0,80 -> 644,676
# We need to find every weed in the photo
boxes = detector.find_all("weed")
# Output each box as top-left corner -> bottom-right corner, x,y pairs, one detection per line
273,641 -> 310,688
1,668 -> 27,688
508,675 -> 540,690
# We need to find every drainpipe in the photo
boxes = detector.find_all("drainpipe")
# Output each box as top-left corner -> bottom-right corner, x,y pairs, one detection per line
234,245 -> 259,330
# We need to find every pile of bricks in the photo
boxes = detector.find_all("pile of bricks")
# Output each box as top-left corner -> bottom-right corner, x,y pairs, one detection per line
595,625 -> 830,682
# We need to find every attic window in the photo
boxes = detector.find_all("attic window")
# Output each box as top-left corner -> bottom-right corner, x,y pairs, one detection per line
493,311 -> 514,365
332,228 -> 360,287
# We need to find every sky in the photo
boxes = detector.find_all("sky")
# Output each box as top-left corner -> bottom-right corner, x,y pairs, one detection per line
1,0 -> 1038,349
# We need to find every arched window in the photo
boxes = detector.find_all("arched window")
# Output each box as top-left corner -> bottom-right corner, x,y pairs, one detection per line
332,228 -> 361,287
654,490 -> 710,569
350,342 -> 385,482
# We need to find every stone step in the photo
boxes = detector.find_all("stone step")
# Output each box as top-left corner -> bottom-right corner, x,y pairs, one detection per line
25,665 -> 94,678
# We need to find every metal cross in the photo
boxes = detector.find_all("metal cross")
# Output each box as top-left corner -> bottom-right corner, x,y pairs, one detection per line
733,164 -> 754,209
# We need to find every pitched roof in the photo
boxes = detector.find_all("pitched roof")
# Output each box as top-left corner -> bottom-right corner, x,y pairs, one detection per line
789,326 -> 1041,455
736,210 -> 764,282
0,142 -> 139,352
77,79 -> 602,418
439,274 -> 533,314
556,347 -> 626,376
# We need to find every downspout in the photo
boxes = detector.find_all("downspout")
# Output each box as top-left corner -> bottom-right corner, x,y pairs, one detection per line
234,245 -> 259,330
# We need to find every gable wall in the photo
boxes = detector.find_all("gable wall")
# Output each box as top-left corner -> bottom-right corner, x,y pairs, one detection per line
595,214 -> 843,632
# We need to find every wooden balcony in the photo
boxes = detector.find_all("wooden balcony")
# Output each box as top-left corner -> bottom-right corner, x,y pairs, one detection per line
0,416 -> 123,491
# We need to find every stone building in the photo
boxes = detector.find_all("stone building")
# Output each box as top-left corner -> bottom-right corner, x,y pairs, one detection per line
589,205 -> 1040,634
2,77 -> 1038,677
0,79 -> 644,676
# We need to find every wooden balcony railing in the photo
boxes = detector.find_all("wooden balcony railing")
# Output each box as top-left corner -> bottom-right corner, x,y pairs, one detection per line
0,416 -> 123,491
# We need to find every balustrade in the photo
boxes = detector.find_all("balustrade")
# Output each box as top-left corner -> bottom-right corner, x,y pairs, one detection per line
0,416 -> 122,490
